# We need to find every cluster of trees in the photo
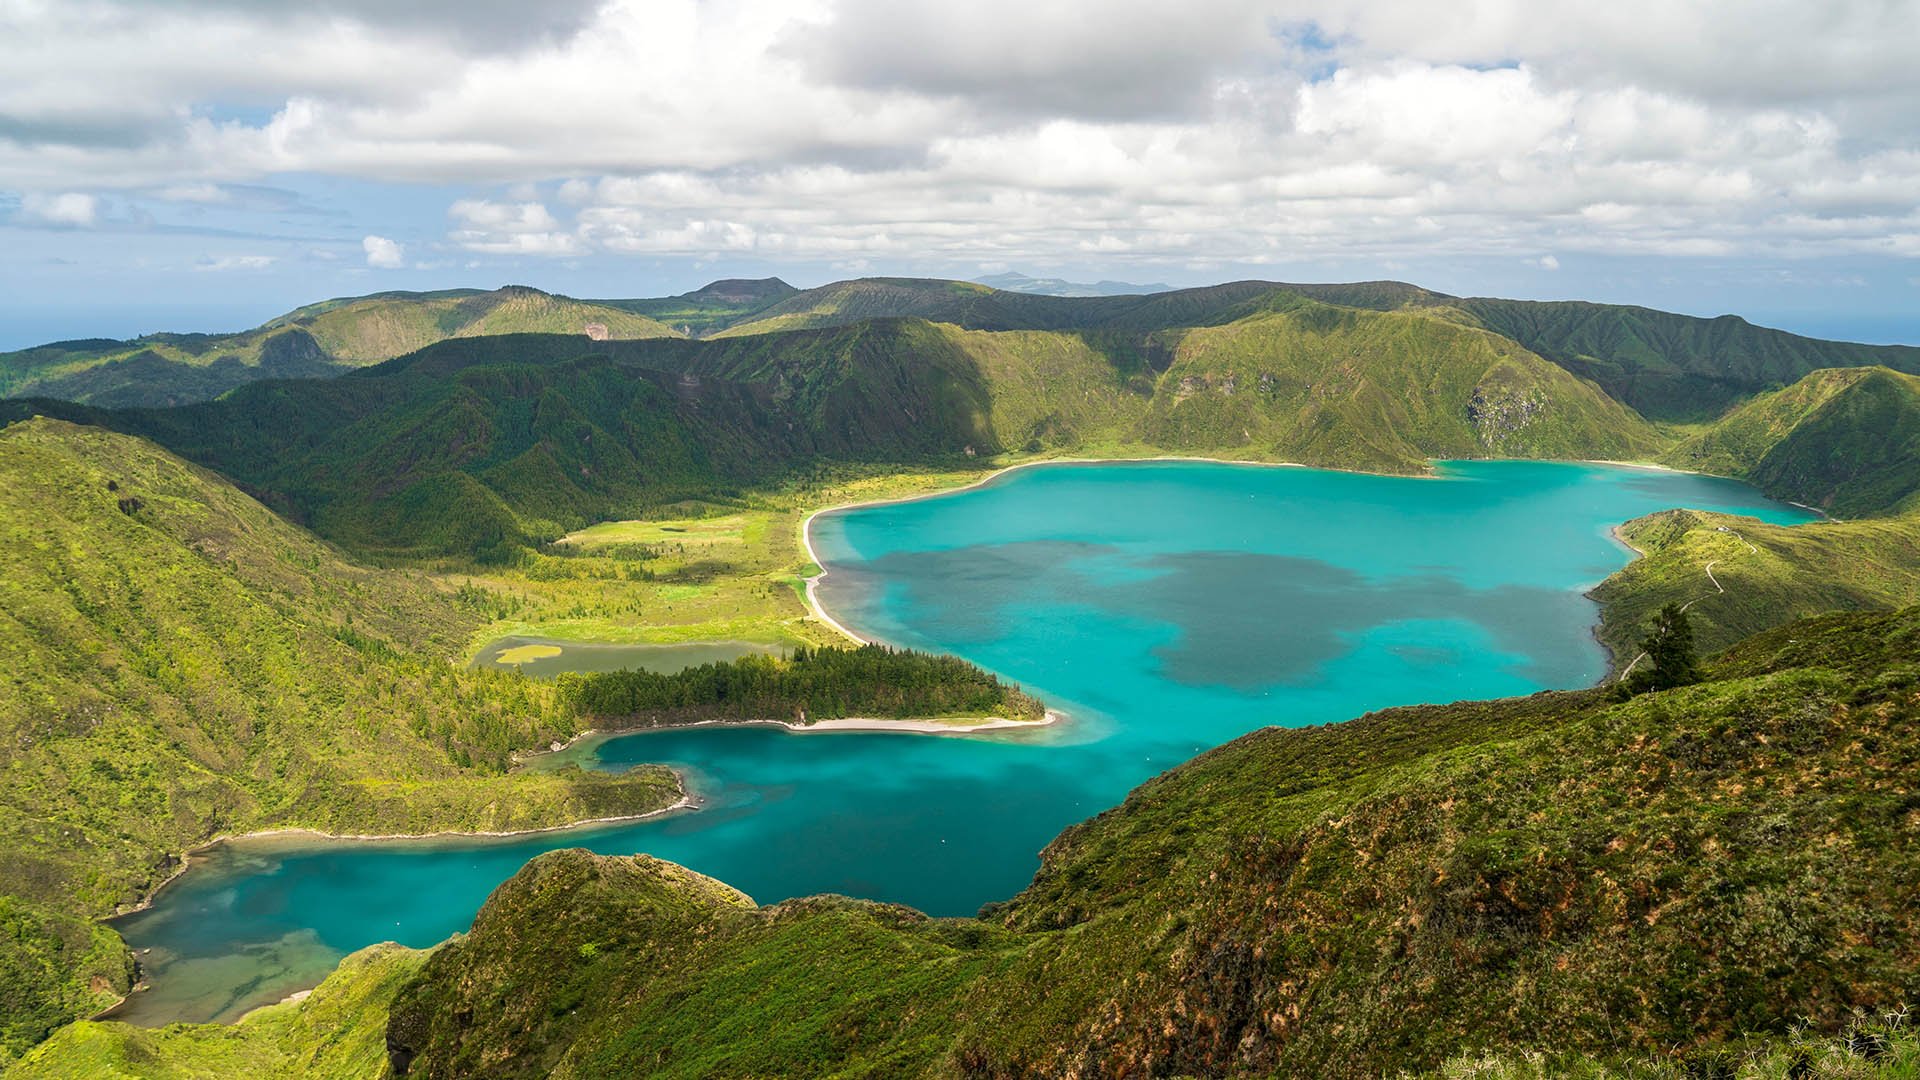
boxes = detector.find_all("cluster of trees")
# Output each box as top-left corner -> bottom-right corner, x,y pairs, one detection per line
558,643 -> 1045,724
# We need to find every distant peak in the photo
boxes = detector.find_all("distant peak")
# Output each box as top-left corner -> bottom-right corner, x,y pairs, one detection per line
681,278 -> 796,304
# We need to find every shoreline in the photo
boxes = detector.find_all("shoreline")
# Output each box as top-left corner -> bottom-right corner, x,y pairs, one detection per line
107,789 -> 698,923
797,453 -> 1354,645
647,710 -> 1064,736
796,451 -> 1748,686
517,708 -> 1065,770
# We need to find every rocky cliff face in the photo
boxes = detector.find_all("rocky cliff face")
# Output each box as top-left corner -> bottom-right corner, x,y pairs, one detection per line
1467,381 -> 1548,452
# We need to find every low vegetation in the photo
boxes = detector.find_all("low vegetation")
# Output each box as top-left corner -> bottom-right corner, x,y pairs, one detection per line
559,644 -> 1046,727
1667,366 -> 1920,516
367,604 -> 1920,1077
0,419 -> 680,1060
1417,1011 -> 1920,1078
7,943 -> 426,1080
1592,507 -> 1920,664
0,286 -> 679,408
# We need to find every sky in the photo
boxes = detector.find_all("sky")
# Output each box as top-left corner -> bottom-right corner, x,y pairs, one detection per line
2,0 -> 1918,349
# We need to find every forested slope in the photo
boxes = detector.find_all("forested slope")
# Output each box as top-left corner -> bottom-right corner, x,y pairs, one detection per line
0,419 -> 681,1059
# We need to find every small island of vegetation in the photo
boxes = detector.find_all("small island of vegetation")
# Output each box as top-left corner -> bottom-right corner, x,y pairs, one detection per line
557,643 -> 1046,727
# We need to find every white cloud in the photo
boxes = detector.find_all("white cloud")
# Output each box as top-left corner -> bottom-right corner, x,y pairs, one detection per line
447,199 -> 579,255
195,253 -> 276,271
1532,255 -> 1561,271
20,192 -> 99,226
0,0 -> 1913,271
362,234 -> 404,268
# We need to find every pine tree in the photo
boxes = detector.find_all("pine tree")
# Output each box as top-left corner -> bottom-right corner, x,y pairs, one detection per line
1627,602 -> 1701,694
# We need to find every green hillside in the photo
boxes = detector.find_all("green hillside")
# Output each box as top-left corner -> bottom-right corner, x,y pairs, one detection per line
0,419 -> 683,1058
1666,366 -> 1920,516
8,943 -> 425,1080
7,324 -> 1003,559
710,276 -> 1438,338
13,275 -> 1914,428
271,286 -> 681,362
590,277 -> 796,336
709,277 -> 1920,424
1131,302 -> 1657,468
662,298 -> 1657,469
337,604 -> 1917,1077
0,288 -> 680,408
1452,298 -> 1920,421
2,297 -> 1659,559
1590,506 -> 1920,665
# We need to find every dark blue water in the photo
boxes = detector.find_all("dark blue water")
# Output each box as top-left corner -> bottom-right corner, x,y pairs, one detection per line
109,461 -> 1816,1023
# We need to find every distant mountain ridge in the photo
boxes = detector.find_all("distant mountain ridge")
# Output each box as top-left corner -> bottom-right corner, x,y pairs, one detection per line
7,275 -> 1917,419
0,286 -> 682,408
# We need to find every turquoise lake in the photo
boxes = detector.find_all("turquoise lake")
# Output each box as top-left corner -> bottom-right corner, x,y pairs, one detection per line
108,460 -> 1818,1024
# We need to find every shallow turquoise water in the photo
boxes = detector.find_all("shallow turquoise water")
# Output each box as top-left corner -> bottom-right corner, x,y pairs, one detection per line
109,461 -> 1816,1023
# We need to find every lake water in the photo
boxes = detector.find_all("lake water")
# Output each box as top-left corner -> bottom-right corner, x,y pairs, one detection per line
108,460 -> 1817,1024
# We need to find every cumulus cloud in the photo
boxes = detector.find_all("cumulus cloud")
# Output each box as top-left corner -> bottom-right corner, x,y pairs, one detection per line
362,234 -> 404,268
448,199 -> 580,255
20,192 -> 99,227
0,0 -> 1915,271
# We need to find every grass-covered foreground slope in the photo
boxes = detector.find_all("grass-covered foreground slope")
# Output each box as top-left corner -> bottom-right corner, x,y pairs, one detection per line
352,605 -> 1920,1078
0,287 -> 679,408
0,418 -> 682,1059
1667,366 -> 1920,517
8,943 -> 426,1080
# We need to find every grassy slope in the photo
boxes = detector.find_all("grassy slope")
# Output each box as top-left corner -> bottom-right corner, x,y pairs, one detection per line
355,605 -> 1920,1078
1453,298 -> 1920,421
1666,366 -> 1920,517
1138,303 -> 1657,468
590,277 -> 796,336
709,276 -> 1920,424
0,288 -> 680,408
709,276 -> 1437,338
7,944 -> 425,1080
685,299 -> 1659,470
0,419 -> 682,1059
1590,507 -> 1920,664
